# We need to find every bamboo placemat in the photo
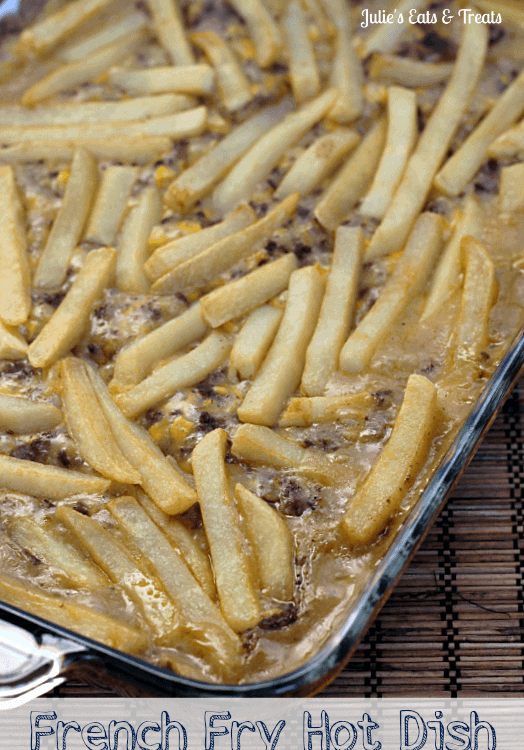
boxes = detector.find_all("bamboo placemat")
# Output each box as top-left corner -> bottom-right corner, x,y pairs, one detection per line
53,379 -> 524,698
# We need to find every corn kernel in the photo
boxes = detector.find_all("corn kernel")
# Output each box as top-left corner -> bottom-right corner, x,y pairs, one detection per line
170,415 -> 194,444
175,220 -> 202,235
149,417 -> 170,444
155,165 -> 176,188
56,168 -> 70,189
148,227 -> 169,249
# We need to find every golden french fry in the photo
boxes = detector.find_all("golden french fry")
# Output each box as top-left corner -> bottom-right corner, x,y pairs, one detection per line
229,0 -> 283,68
499,163 -> 524,212
0,320 -> 27,360
360,0 -> 431,56
340,213 -> 443,373
231,424 -> 306,468
191,429 -> 261,632
60,358 -> 142,485
228,305 -> 283,381
0,138 -> 172,165
58,10 -> 150,63
153,193 -> 300,295
234,484 -> 294,601
213,90 -> 337,214
109,65 -> 215,96
0,166 -> 31,326
302,226 -> 362,396
34,148 -> 98,290
29,248 -> 117,370
366,21 -> 488,259
283,0 -> 320,104
116,187 -> 162,293
85,166 -> 138,246
201,253 -> 297,328
57,506 -> 180,643
279,393 -> 372,427
322,0 -> 363,123
115,332 -> 232,418
238,265 -> 324,426
369,54 -> 454,88
0,454 -> 110,500
191,31 -> 253,112
343,374 -> 437,547
145,0 -> 195,66
0,393 -> 61,434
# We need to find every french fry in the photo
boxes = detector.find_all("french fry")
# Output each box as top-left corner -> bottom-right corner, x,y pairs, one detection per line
0,138 -> 172,165
21,31 -> 147,105
360,87 -> 418,221
0,573 -> 147,653
34,148 -> 98,290
283,0 -> 320,104
499,163 -> 524,212
191,31 -> 253,112
301,226 -> 362,395
110,303 -> 208,392
108,496 -> 240,660
115,332 -> 232,418
200,254 -> 297,328
0,321 -> 27,361
145,205 -> 256,281
191,429 -> 261,632
314,118 -> 387,231
488,124 -> 524,159
0,454 -> 110,500
369,54 -> 454,88
303,0 -> 334,39
60,358 -> 142,485
234,484 -> 294,601
421,195 -> 483,322
238,265 -> 324,426
213,90 -> 337,214
116,187 -> 162,293
322,0 -> 363,123
340,213 -> 443,373
0,166 -> 31,327
84,166 -> 138,246
365,21 -> 488,259
109,65 -> 215,96
342,374 -> 437,547
359,0 -> 431,56
86,367 -> 197,515
0,393 -> 62,434
231,424 -> 306,468
28,247 -> 117,370
56,506 -> 181,643
435,68 -> 524,197
58,11 -> 150,63
274,128 -> 360,201
136,491 -> 215,599
152,193 -> 300,295
145,0 -> 195,66
10,516 -> 108,589
229,0 -> 283,68
164,101 -> 293,211
228,305 -> 283,381
279,393 -> 372,427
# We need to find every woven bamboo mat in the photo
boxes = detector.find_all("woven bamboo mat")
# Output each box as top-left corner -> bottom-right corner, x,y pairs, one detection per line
53,379 -> 524,698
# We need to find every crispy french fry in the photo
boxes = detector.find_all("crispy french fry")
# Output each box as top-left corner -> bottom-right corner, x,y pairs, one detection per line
115,332 -> 232,418
116,187 -> 162,293
342,374 -> 437,547
28,247 -> 117,370
146,0 -> 195,66
279,393 -> 372,427
213,90 -> 337,214
229,0 -> 283,68
283,0 -> 320,104
10,516 -> 108,589
314,117 -> 387,231
191,31 -> 253,112
0,166 -> 31,326
231,424 -> 306,468
234,484 -> 294,600
340,213 -> 443,373
145,206 -> 256,281
152,193 -> 300,295
61,358 -> 141,485
0,321 -> 27,361
34,148 -> 98,290
228,305 -> 282,381
0,138 -> 172,165
360,87 -> 417,221
0,393 -> 61,434
238,265 -> 324,426
84,166 -> 138,246
0,454 -> 110,499
435,68 -> 524,197
21,31 -> 147,105
421,195 -> 483,322
366,21 -> 488,259
0,573 -> 147,653
201,254 -> 297,328
109,65 -> 215,96
322,0 -> 363,123
369,54 -> 454,88
191,429 -> 261,632
58,10 -> 150,63
302,226 -> 362,395
359,0 -> 431,56
499,163 -> 524,212
164,101 -> 292,211
111,303 -> 208,393
57,506 -> 180,643
275,128 -> 360,201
